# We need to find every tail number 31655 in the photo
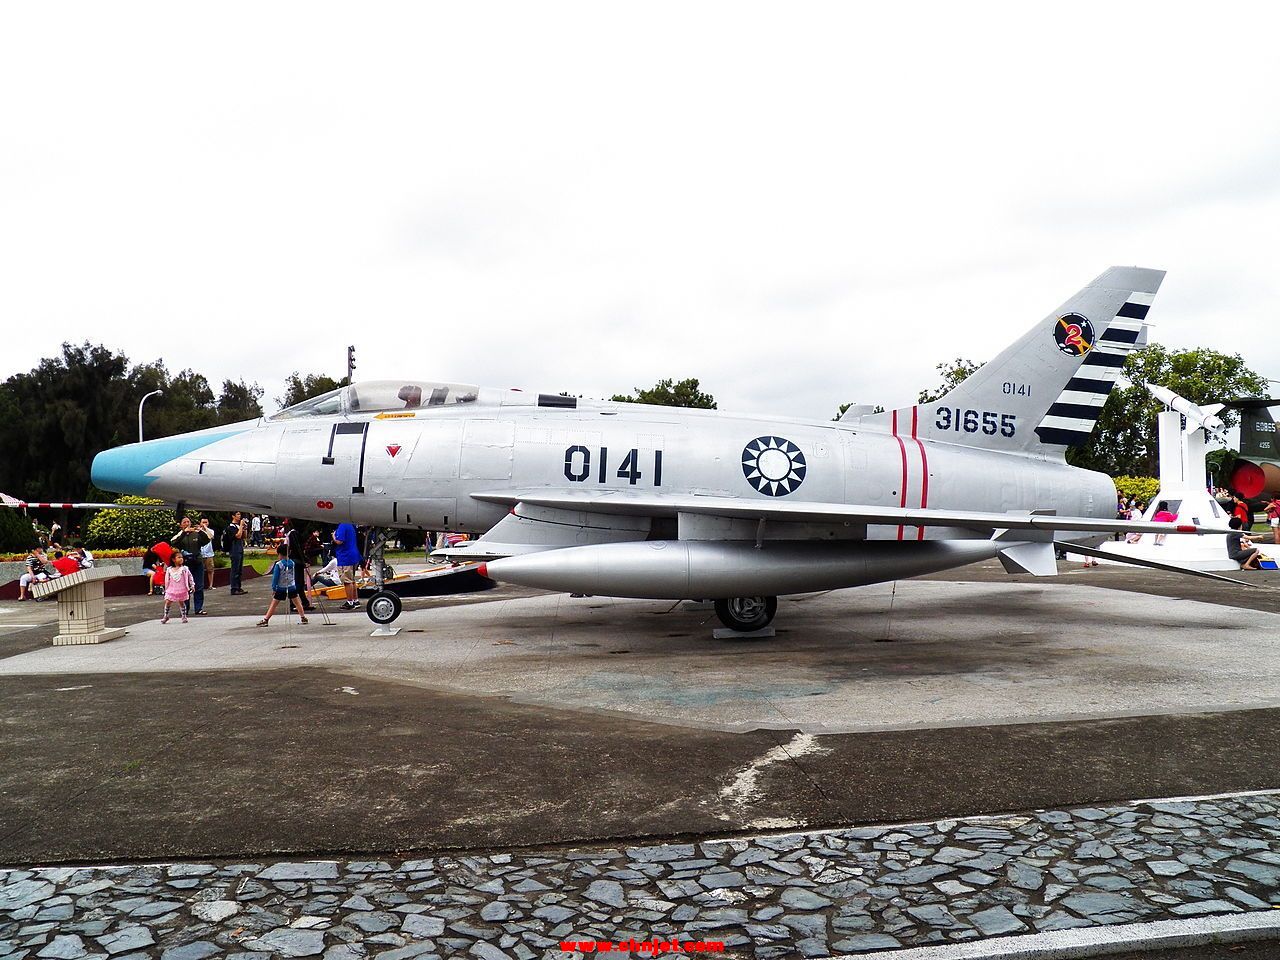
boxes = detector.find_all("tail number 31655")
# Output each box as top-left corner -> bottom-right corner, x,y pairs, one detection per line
935,409 -> 1016,437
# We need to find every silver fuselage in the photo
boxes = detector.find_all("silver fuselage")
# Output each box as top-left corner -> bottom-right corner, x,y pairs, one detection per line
96,393 -> 1115,541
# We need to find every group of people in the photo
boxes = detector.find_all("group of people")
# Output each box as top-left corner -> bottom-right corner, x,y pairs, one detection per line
148,516 -> 218,621
1113,498 -> 1178,545
1223,494 -> 1280,570
1112,489 -> 1280,571
16,542 -> 95,601
143,514 -> 365,626
22,507 -> 447,618
255,520 -> 362,626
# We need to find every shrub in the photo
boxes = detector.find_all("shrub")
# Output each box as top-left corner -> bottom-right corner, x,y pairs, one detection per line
85,497 -> 180,550
396,529 -> 427,551
0,509 -> 37,552
1113,476 -> 1160,505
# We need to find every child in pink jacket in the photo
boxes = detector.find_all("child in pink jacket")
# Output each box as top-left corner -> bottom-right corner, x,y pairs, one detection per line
162,553 -> 195,623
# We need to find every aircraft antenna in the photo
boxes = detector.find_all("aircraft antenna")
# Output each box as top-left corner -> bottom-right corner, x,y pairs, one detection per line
878,581 -> 899,643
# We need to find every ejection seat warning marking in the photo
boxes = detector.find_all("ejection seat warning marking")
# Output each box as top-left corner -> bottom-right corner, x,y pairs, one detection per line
321,421 -> 371,493
564,446 -> 663,486
353,423 -> 370,493
323,421 -> 366,464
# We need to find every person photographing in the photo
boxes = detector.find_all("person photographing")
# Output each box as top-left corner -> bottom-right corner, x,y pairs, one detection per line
169,517 -> 212,614
224,511 -> 249,594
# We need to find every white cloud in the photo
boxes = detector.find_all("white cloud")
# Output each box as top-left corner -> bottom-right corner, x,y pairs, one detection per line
3,1 -> 1280,419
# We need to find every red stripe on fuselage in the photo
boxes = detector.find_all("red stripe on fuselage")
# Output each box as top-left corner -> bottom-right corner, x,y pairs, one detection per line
910,407 -> 929,540
891,410 -> 908,540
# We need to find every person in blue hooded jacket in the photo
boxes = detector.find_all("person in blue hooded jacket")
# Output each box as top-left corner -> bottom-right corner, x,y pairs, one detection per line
256,543 -> 309,626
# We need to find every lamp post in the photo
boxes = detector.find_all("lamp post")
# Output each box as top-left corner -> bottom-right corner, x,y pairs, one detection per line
138,390 -> 163,442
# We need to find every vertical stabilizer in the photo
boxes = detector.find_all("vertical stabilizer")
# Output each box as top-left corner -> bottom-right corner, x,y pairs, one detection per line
857,266 -> 1163,457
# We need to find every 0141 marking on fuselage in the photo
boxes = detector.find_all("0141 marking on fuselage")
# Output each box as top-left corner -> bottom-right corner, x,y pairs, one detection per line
563,446 -> 664,487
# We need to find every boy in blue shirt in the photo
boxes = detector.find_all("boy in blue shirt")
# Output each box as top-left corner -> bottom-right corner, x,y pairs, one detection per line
333,521 -> 362,610
256,544 -> 309,626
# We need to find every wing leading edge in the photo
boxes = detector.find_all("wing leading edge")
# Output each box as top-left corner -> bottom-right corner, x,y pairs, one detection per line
469,490 -> 1231,539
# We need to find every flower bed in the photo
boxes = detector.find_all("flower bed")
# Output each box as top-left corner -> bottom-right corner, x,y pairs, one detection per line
0,547 -> 147,562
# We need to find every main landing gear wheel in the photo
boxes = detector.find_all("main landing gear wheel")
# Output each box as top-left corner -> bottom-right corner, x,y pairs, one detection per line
366,590 -> 402,625
714,596 -> 778,632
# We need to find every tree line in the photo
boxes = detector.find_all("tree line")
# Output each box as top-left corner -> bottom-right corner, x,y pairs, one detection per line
0,343 -> 346,501
913,346 -> 1266,478
0,341 -> 1267,504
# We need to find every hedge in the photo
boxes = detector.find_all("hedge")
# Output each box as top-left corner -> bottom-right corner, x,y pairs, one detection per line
1113,476 -> 1161,505
85,497 -> 188,550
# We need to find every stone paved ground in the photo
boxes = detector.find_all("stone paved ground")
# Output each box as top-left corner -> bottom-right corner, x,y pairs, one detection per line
3,792 -> 1280,959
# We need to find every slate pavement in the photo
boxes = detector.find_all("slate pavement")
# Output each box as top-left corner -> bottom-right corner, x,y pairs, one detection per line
4,792 -> 1280,958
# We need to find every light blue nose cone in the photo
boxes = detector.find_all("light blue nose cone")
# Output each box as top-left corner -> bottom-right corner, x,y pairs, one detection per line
91,430 -> 247,496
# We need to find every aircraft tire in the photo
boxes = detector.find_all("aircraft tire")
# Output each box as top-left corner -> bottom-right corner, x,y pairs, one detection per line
367,590 -> 403,625
714,596 -> 777,632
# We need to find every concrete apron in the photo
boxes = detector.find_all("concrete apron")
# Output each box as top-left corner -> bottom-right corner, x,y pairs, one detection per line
3,579 -> 1280,734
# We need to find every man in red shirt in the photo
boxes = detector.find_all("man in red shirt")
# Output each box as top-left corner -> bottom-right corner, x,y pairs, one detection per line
1232,495 -> 1254,530
50,551 -> 80,576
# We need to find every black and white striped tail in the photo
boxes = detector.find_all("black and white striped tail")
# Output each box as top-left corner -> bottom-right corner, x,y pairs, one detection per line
1034,294 -> 1151,448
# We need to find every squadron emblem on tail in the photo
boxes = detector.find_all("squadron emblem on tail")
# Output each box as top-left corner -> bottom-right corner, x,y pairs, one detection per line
1054,313 -> 1095,357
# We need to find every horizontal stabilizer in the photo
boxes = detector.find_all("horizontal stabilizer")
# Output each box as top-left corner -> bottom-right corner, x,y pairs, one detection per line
1055,540 -> 1256,586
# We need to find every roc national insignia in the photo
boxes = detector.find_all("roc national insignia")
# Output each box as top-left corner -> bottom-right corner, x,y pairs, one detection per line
1054,313 -> 1095,357
742,436 -> 807,497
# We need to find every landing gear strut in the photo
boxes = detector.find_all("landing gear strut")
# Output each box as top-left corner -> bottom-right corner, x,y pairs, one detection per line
363,527 -> 400,625
714,596 -> 778,632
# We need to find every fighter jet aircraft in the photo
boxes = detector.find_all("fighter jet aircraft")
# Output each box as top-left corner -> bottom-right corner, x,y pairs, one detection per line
89,266 -> 1237,630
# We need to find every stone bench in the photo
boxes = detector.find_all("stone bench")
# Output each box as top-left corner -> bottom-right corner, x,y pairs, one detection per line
30,567 -> 128,645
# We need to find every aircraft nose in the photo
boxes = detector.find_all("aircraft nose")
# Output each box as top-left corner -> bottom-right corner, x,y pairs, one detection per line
91,426 -> 255,498
91,442 -> 160,496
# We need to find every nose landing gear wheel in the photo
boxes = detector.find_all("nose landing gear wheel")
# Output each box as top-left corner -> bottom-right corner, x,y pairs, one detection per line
367,590 -> 402,625
714,596 -> 778,632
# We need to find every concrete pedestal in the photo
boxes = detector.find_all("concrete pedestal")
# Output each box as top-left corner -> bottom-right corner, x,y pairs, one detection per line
712,626 -> 776,640
1085,410 -> 1236,572
31,567 -> 128,645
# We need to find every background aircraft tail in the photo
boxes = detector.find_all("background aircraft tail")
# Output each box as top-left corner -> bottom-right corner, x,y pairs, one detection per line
855,265 -> 1164,456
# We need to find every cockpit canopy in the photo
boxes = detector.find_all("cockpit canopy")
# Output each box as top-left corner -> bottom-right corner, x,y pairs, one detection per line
270,379 -> 480,420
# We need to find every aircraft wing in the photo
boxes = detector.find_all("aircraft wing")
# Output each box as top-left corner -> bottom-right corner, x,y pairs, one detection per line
469,490 -> 1231,538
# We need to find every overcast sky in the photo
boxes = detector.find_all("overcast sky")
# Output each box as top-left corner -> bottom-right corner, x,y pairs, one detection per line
3,2 -> 1279,421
